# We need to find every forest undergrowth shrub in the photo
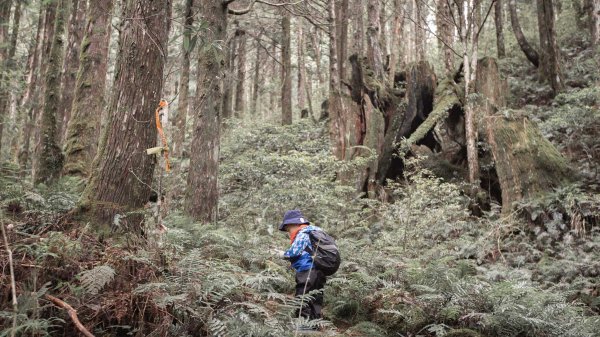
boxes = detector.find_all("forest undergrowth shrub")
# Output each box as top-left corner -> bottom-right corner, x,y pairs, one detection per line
3,117 -> 599,336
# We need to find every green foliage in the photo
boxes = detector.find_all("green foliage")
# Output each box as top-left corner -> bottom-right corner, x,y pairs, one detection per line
79,265 -> 116,295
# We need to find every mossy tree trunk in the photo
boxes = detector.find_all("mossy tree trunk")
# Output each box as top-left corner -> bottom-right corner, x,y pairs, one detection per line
80,0 -> 171,230
402,57 -> 569,211
18,2 -> 44,173
172,0 -> 193,158
62,0 -> 113,178
33,0 -> 68,185
58,0 -> 87,141
0,0 -> 12,155
377,61 -> 436,183
184,0 -> 228,223
476,58 -> 569,212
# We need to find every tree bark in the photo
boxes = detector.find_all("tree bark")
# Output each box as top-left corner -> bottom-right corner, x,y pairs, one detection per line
0,0 -> 12,155
80,0 -> 171,229
379,0 -> 388,56
463,0 -> 481,188
495,0 -> 506,58
251,37 -> 262,114
297,22 -> 306,113
508,0 -> 540,67
592,0 -> 600,45
281,12 -> 292,125
536,0 -> 564,95
58,0 -> 87,141
388,0 -> 405,86
34,0 -> 68,185
338,0 -> 350,81
172,0 -> 194,158
477,59 -> 568,213
415,0 -> 425,61
62,0 -> 113,178
437,0 -> 455,75
234,28 -> 247,118
367,0 -> 385,80
328,0 -> 346,160
310,26 -> 325,89
184,0 -> 227,223
352,0 -> 365,57
18,2 -> 45,172
221,30 -> 235,120
5,0 -> 21,159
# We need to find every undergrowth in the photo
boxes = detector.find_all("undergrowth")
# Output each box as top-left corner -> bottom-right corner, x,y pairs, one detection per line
1,116 -> 599,337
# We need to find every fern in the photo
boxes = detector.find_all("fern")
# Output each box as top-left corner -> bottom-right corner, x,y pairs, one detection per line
79,265 -> 116,295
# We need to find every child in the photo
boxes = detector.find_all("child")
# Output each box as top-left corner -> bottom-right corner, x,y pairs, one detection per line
276,210 -> 327,321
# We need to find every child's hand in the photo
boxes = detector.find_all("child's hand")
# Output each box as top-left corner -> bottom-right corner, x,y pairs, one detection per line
267,248 -> 286,259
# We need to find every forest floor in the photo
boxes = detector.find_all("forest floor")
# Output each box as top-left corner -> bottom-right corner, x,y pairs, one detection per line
1,46 -> 600,336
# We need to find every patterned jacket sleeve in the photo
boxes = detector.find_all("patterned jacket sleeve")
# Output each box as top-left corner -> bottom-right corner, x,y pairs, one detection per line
284,231 -> 311,259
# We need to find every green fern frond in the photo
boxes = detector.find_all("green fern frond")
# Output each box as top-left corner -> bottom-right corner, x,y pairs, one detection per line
79,265 -> 115,295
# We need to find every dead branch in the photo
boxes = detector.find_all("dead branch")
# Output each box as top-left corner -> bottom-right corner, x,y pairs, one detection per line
45,294 -> 95,337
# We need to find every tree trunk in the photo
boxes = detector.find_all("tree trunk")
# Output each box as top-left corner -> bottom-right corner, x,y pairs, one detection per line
0,0 -> 12,154
251,37 -> 262,114
415,0 -> 425,61
536,0 -> 564,95
297,22 -> 307,113
80,0 -> 171,230
184,0 -> 227,223
234,28 -> 246,118
281,12 -> 292,125
62,0 -> 113,178
377,61 -> 436,183
328,0 -> 346,159
388,0 -> 404,86
268,40 -> 277,116
58,0 -> 87,142
379,0 -> 388,56
508,0 -> 540,67
8,0 -> 23,161
463,0 -> 481,188
310,26 -> 325,90
352,0 -> 364,57
34,0 -> 68,185
592,0 -> 600,45
477,59 -> 569,212
337,0 -> 349,81
367,0 -> 385,80
437,0 -> 455,75
5,0 -> 21,158
172,0 -> 193,158
18,2 -> 45,173
221,31 -> 235,120
31,1 -> 59,177
495,0 -> 506,58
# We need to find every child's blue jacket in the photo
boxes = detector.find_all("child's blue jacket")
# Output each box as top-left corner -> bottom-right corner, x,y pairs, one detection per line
284,225 -> 322,272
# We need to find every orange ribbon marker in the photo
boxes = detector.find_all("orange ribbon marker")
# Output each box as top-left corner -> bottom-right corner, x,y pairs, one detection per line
155,99 -> 171,172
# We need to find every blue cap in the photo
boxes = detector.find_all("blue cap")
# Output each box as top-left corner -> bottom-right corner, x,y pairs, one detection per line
278,210 -> 310,231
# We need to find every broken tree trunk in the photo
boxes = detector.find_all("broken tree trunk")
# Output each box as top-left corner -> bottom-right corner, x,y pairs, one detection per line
376,61 -> 436,184
403,57 -> 571,212
476,57 -> 570,212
